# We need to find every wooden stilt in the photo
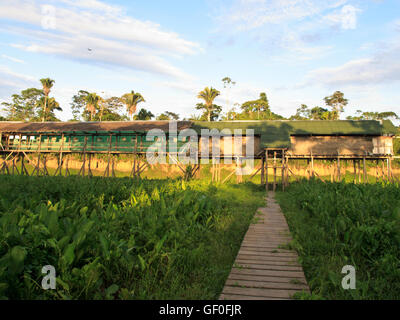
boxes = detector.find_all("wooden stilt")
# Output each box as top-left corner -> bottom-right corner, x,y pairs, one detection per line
65,156 -> 70,177
265,150 -> 269,192
111,155 -> 116,177
362,158 -> 366,183
273,151 -> 276,192
281,150 -> 285,191
21,154 -> 29,175
310,154 -> 314,178
261,157 -> 265,185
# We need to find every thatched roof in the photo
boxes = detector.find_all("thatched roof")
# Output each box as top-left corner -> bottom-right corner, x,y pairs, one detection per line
0,121 -> 192,133
0,120 -> 396,148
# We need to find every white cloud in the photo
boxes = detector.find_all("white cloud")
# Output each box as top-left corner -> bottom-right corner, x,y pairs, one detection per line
1,54 -> 25,64
301,42 -> 400,87
0,65 -> 37,102
213,0 -> 362,61
0,0 -> 201,79
216,0 -> 348,31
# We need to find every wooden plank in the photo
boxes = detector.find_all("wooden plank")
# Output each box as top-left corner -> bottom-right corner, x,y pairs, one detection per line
222,286 -> 302,299
230,267 -> 305,279
225,279 -> 308,291
233,263 -> 302,272
228,273 -> 305,284
236,254 -> 299,263
235,259 -> 302,268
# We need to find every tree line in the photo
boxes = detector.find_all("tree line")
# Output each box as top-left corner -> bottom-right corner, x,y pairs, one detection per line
1,77 -> 398,122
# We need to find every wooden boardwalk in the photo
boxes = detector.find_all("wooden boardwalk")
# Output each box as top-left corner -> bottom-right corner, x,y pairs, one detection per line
220,192 -> 309,300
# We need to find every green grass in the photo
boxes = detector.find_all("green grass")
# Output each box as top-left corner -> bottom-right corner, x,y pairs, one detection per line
0,175 -> 265,300
275,179 -> 400,300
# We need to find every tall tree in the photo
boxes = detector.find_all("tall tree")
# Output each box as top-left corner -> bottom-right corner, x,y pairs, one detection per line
99,96 -> 126,121
121,90 -> 145,121
310,106 -> 331,120
36,96 -> 62,121
1,88 -> 44,121
324,91 -> 348,120
84,93 -> 102,121
290,104 -> 311,120
222,77 -> 236,111
197,87 -> 220,121
240,92 -> 280,120
71,90 -> 89,120
39,78 -> 55,122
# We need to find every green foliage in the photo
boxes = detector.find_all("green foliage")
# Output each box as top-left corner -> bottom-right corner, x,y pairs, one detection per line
347,110 -> 399,121
197,87 -> 221,122
196,103 -> 222,121
0,176 -> 264,299
1,88 -> 45,121
234,92 -> 284,120
324,91 -> 348,120
156,111 -> 179,121
134,108 -> 154,120
121,91 -> 145,121
276,180 -> 400,299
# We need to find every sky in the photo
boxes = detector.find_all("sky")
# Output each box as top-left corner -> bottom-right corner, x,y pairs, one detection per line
0,0 -> 399,122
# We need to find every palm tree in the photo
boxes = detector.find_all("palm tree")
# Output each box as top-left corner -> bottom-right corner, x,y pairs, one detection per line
37,97 -> 62,121
39,78 -> 55,122
324,91 -> 348,120
197,87 -> 220,122
84,93 -> 101,121
121,91 -> 145,121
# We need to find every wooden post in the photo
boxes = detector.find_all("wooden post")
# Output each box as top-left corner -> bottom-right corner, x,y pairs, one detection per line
57,133 -> 65,176
337,156 -> 341,182
285,156 -> 289,187
362,158 -> 366,184
307,159 -> 310,180
261,156 -> 265,185
281,150 -> 285,191
111,155 -> 116,178
387,158 -> 391,183
353,160 -> 357,184
21,154 -> 29,175
311,154 -> 314,178
65,155 -> 70,177
273,151 -> 276,192
382,160 -> 385,182
265,150 -> 269,192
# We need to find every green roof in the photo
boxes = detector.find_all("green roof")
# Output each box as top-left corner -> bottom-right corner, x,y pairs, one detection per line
192,120 -> 397,148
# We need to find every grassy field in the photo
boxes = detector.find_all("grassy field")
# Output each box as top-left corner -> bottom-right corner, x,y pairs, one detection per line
276,180 -> 400,300
0,175 -> 265,299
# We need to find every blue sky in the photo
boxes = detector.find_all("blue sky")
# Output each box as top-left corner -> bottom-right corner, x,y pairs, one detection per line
0,0 -> 399,122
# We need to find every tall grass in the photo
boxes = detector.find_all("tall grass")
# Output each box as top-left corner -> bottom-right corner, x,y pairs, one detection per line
276,179 -> 400,300
0,176 -> 265,299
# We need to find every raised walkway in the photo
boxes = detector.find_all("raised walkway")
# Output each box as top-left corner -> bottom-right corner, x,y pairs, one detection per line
220,192 -> 309,300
